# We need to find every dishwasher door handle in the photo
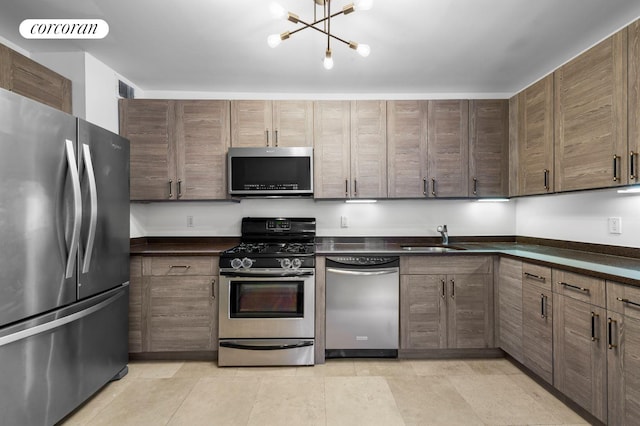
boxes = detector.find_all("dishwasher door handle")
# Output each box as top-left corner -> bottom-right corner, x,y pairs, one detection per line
326,268 -> 398,276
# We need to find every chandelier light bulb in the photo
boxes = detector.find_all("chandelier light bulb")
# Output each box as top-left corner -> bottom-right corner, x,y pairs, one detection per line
267,33 -> 282,48
323,49 -> 334,70
356,43 -> 370,57
356,0 -> 373,11
269,2 -> 287,19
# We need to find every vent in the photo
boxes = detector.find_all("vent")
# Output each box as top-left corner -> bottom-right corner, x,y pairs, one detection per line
118,80 -> 135,99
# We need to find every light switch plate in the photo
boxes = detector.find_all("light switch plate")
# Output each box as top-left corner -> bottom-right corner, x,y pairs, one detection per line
340,215 -> 349,228
608,217 -> 622,234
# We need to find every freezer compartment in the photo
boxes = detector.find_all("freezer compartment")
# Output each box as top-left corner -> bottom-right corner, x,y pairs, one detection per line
0,285 -> 129,426
218,339 -> 315,366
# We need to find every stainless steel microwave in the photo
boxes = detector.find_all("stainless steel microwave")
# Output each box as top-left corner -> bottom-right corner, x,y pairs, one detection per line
227,147 -> 314,196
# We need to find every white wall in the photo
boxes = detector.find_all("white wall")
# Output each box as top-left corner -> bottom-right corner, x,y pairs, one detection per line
84,53 -> 127,133
130,199 -> 516,238
515,188 -> 640,248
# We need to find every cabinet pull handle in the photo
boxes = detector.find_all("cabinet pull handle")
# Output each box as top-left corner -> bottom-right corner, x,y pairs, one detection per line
211,279 -> 216,299
543,169 -> 550,191
631,151 -> 637,180
613,154 -> 620,182
344,179 -> 349,197
177,179 -> 183,198
617,297 -> 640,308
559,281 -> 590,293
265,129 -> 269,146
274,130 -> 279,147
608,317 -> 617,349
169,265 -> 191,271
472,177 -> 478,195
431,178 -> 437,196
354,179 -> 358,196
450,279 -> 455,299
524,272 -> 546,282
423,178 -> 427,196
540,294 -> 546,319
591,311 -> 599,342
168,179 -> 173,199
440,279 -> 446,299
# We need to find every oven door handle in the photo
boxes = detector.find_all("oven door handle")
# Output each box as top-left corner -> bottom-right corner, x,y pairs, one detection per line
220,270 -> 314,278
219,341 -> 314,351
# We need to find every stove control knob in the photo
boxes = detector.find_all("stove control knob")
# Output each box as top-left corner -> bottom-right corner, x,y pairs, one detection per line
231,258 -> 243,269
280,258 -> 292,269
241,257 -> 254,269
291,258 -> 302,269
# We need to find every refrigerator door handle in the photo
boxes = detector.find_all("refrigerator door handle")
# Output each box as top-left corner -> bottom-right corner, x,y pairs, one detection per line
81,144 -> 98,273
65,139 -> 82,279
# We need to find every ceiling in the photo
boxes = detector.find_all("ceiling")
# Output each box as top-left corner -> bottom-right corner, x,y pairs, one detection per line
1,0 -> 640,96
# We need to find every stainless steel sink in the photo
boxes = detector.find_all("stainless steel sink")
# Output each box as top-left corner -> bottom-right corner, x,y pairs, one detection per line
401,245 -> 465,252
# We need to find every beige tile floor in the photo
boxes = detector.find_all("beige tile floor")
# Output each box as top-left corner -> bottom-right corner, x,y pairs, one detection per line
60,358 -> 590,426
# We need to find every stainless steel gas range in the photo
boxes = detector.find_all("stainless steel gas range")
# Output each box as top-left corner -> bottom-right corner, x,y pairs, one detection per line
218,217 -> 316,366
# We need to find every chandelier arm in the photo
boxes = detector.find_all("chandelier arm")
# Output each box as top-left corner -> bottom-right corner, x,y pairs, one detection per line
289,19 -> 351,47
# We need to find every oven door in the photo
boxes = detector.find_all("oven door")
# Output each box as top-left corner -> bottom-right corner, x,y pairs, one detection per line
218,271 -> 315,339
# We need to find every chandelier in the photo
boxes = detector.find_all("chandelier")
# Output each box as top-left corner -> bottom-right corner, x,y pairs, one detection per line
267,0 -> 373,70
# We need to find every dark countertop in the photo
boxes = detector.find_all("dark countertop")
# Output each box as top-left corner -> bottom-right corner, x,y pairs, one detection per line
130,237 -> 239,256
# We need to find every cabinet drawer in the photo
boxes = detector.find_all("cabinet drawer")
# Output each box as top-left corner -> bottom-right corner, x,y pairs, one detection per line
522,262 -> 551,291
607,281 -> 640,319
148,256 -> 215,276
400,256 -> 492,275
552,269 -> 605,308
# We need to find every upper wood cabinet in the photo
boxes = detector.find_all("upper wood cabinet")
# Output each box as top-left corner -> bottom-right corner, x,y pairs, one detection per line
516,74 -> 555,196
427,100 -> 469,197
387,100 -> 429,198
0,43 -> 72,113
554,30 -> 627,191
469,100 -> 509,197
628,20 -> 640,185
230,100 -> 313,147
313,100 -> 387,199
120,99 -> 230,201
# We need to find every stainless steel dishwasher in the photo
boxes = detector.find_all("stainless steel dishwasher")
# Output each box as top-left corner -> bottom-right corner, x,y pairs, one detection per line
325,256 -> 399,358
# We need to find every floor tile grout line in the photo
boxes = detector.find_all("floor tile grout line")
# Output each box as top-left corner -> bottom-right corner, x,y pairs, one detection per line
163,376 -> 204,426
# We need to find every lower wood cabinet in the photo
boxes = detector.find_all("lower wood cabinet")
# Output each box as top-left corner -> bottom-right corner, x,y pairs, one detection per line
128,255 -> 218,354
400,256 -> 494,350
497,257 -> 523,362
522,263 -> 553,384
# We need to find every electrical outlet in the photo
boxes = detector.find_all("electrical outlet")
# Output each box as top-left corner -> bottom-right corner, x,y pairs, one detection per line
608,217 -> 622,234
187,215 -> 194,228
340,215 -> 349,228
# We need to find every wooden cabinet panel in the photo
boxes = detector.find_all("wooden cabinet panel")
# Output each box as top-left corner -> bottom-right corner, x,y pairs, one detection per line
518,74 -> 554,195
497,257 -> 523,362
401,255 -> 492,275
508,94 -> 521,197
553,294 -> 607,422
400,274 -> 446,349
523,282 -> 553,384
387,100 -> 429,198
607,280 -> 640,319
272,100 -> 313,147
629,20 -> 640,185
350,101 -> 387,198
0,45 -> 10,89
175,100 -> 230,200
554,30 -> 627,191
313,101 -> 351,198
469,100 -> 509,197
552,269 -> 606,308
120,100 -> 175,200
129,257 -> 143,353
427,100 -> 469,197
522,262 -> 552,292
148,256 -> 215,276
448,273 -> 493,348
230,100 -> 272,147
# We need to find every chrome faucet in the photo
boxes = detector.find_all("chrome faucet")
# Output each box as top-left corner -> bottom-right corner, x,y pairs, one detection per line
437,225 -> 449,245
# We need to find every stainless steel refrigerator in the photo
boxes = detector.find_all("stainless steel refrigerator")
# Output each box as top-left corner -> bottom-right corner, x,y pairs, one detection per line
0,88 -> 130,425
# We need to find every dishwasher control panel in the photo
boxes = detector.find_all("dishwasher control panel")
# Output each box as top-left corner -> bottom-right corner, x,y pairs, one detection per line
326,256 -> 399,268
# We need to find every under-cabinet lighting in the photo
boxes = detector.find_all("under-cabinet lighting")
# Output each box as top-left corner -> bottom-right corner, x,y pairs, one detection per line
476,198 -> 510,202
617,186 -> 640,194
345,199 -> 378,204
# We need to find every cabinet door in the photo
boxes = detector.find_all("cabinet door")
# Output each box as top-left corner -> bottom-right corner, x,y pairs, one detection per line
518,74 -> 554,195
427,100 -> 469,197
629,20 -> 640,185
553,294 -> 607,422
522,285 -> 553,384
554,30 -> 627,191
497,258 -> 523,362
8,49 -> 72,113
272,100 -> 313,147
230,100 -> 272,147
400,275 -> 446,349
119,99 -> 176,200
469,100 -> 508,197
0,45 -> 9,90
129,257 -> 143,353
313,100 -> 351,198
387,100 -> 429,198
607,311 -> 640,425
175,100 -> 230,200
350,101 -> 387,198
447,273 -> 492,348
